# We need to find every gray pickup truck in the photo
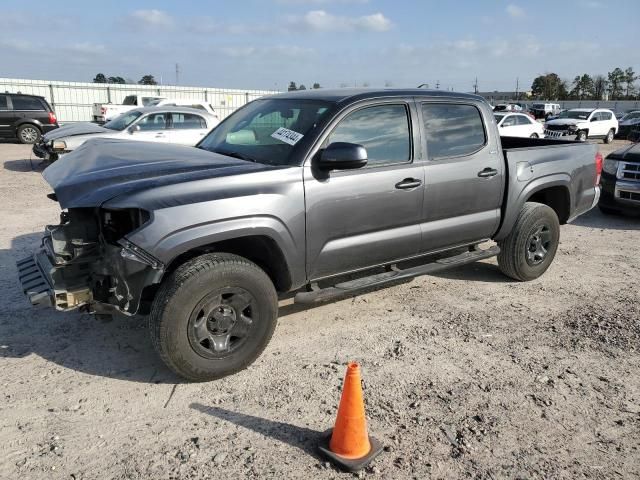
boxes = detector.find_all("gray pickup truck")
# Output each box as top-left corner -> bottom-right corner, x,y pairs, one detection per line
17,89 -> 602,381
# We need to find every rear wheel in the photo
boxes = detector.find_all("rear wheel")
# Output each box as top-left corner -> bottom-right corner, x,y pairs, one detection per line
604,128 -> 614,144
149,253 -> 278,382
498,202 -> 560,281
17,124 -> 41,144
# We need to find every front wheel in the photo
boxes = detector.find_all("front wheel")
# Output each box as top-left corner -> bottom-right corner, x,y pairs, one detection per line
497,202 -> 560,281
576,130 -> 588,142
530,133 -> 539,138
604,129 -> 614,144
149,253 -> 278,382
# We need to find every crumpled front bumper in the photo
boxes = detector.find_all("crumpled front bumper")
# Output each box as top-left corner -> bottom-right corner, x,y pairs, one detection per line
16,248 -> 93,311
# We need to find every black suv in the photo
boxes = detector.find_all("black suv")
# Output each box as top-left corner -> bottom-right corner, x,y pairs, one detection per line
0,93 -> 59,144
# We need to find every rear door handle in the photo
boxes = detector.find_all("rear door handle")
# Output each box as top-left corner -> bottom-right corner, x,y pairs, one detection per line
477,167 -> 498,178
395,178 -> 422,189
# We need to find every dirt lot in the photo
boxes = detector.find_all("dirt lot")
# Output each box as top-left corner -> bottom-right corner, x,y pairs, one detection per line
1,141 -> 639,480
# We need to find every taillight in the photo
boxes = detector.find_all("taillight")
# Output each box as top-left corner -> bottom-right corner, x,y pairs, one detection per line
101,107 -> 107,115
48,112 -> 57,124
595,152 -> 603,185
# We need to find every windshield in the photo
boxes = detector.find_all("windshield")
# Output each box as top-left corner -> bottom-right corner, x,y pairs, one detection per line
557,110 -> 569,118
566,110 -> 592,120
103,110 -> 143,131
198,98 -> 333,166
622,111 -> 640,121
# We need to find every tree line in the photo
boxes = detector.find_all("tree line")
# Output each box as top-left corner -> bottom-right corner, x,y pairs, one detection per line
288,81 -> 321,91
93,73 -> 158,85
531,67 -> 637,101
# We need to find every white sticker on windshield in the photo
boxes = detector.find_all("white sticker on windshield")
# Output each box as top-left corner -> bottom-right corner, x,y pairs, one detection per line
271,127 -> 304,146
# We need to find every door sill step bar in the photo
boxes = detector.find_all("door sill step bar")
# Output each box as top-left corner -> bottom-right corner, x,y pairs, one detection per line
294,245 -> 500,304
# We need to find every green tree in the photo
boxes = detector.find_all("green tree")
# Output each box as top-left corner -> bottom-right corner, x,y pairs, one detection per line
607,68 -> 625,100
312,82 -> 321,89
592,75 -> 608,100
108,76 -> 126,84
93,73 -> 107,83
624,67 -> 637,99
298,84 -> 307,90
287,81 -> 298,91
138,75 -> 158,85
531,73 -> 567,100
570,74 -> 595,100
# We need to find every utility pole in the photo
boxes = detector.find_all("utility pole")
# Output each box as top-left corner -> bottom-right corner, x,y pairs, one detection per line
515,77 -> 519,100
473,77 -> 478,94
175,63 -> 180,86
436,80 -> 440,89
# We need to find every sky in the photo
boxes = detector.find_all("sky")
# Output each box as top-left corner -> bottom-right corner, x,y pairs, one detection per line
2,0 -> 639,92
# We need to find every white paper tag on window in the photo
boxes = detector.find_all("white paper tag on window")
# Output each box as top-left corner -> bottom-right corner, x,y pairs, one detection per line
271,127 -> 304,146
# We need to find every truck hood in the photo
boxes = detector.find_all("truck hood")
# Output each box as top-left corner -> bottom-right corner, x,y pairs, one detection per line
607,142 -> 640,162
44,122 -> 112,141
42,138 -> 280,209
545,118 -> 584,127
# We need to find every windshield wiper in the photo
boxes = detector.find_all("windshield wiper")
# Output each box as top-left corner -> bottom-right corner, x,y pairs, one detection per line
212,149 -> 258,163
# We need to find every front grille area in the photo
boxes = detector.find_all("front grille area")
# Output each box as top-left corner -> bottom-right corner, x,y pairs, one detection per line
545,124 -> 570,131
620,162 -> 640,181
619,191 -> 640,202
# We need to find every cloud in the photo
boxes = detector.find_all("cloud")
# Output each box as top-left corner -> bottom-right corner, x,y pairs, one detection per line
506,4 -> 525,18
213,45 -> 314,58
290,10 -> 392,32
128,9 -> 174,28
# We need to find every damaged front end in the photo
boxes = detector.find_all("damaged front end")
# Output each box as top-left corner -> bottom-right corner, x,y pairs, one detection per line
16,207 -> 163,316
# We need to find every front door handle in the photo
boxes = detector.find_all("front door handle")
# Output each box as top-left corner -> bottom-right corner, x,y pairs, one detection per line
395,178 -> 422,189
477,167 -> 498,178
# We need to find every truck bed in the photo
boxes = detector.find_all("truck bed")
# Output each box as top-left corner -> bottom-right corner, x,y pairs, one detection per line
494,136 -> 599,239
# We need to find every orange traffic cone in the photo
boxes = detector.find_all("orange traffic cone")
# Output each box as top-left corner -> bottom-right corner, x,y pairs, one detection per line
318,362 -> 383,472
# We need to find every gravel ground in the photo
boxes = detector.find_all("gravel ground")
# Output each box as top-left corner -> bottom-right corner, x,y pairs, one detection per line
1,140 -> 639,480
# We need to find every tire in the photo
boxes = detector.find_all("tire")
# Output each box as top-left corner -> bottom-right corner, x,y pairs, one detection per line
149,253 -> 278,382
17,124 -> 41,144
530,133 -> 539,138
497,202 -> 560,282
576,130 -> 588,142
598,205 -> 619,216
604,129 -> 614,144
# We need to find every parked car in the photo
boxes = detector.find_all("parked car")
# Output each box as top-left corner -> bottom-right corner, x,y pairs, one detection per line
495,112 -> 544,138
615,110 -> 640,139
544,108 -> 618,143
599,142 -> 640,215
92,95 -> 165,123
493,103 -> 522,112
530,103 -> 561,119
155,99 -> 220,120
545,109 -> 568,121
17,88 -> 602,381
0,93 -> 59,144
33,107 -> 216,161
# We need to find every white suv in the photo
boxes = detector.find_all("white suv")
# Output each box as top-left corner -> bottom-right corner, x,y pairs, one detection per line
544,108 -> 618,143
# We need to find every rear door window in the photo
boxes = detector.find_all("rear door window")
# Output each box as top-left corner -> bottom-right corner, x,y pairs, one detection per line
11,96 -> 45,111
0,95 -> 8,110
421,103 -> 486,159
171,113 -> 207,129
516,115 -> 532,125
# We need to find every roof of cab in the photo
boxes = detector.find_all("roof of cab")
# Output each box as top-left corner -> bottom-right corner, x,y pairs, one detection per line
266,88 -> 486,104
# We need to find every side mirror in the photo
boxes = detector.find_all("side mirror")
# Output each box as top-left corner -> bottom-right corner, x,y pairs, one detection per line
128,125 -> 141,134
316,142 -> 368,170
